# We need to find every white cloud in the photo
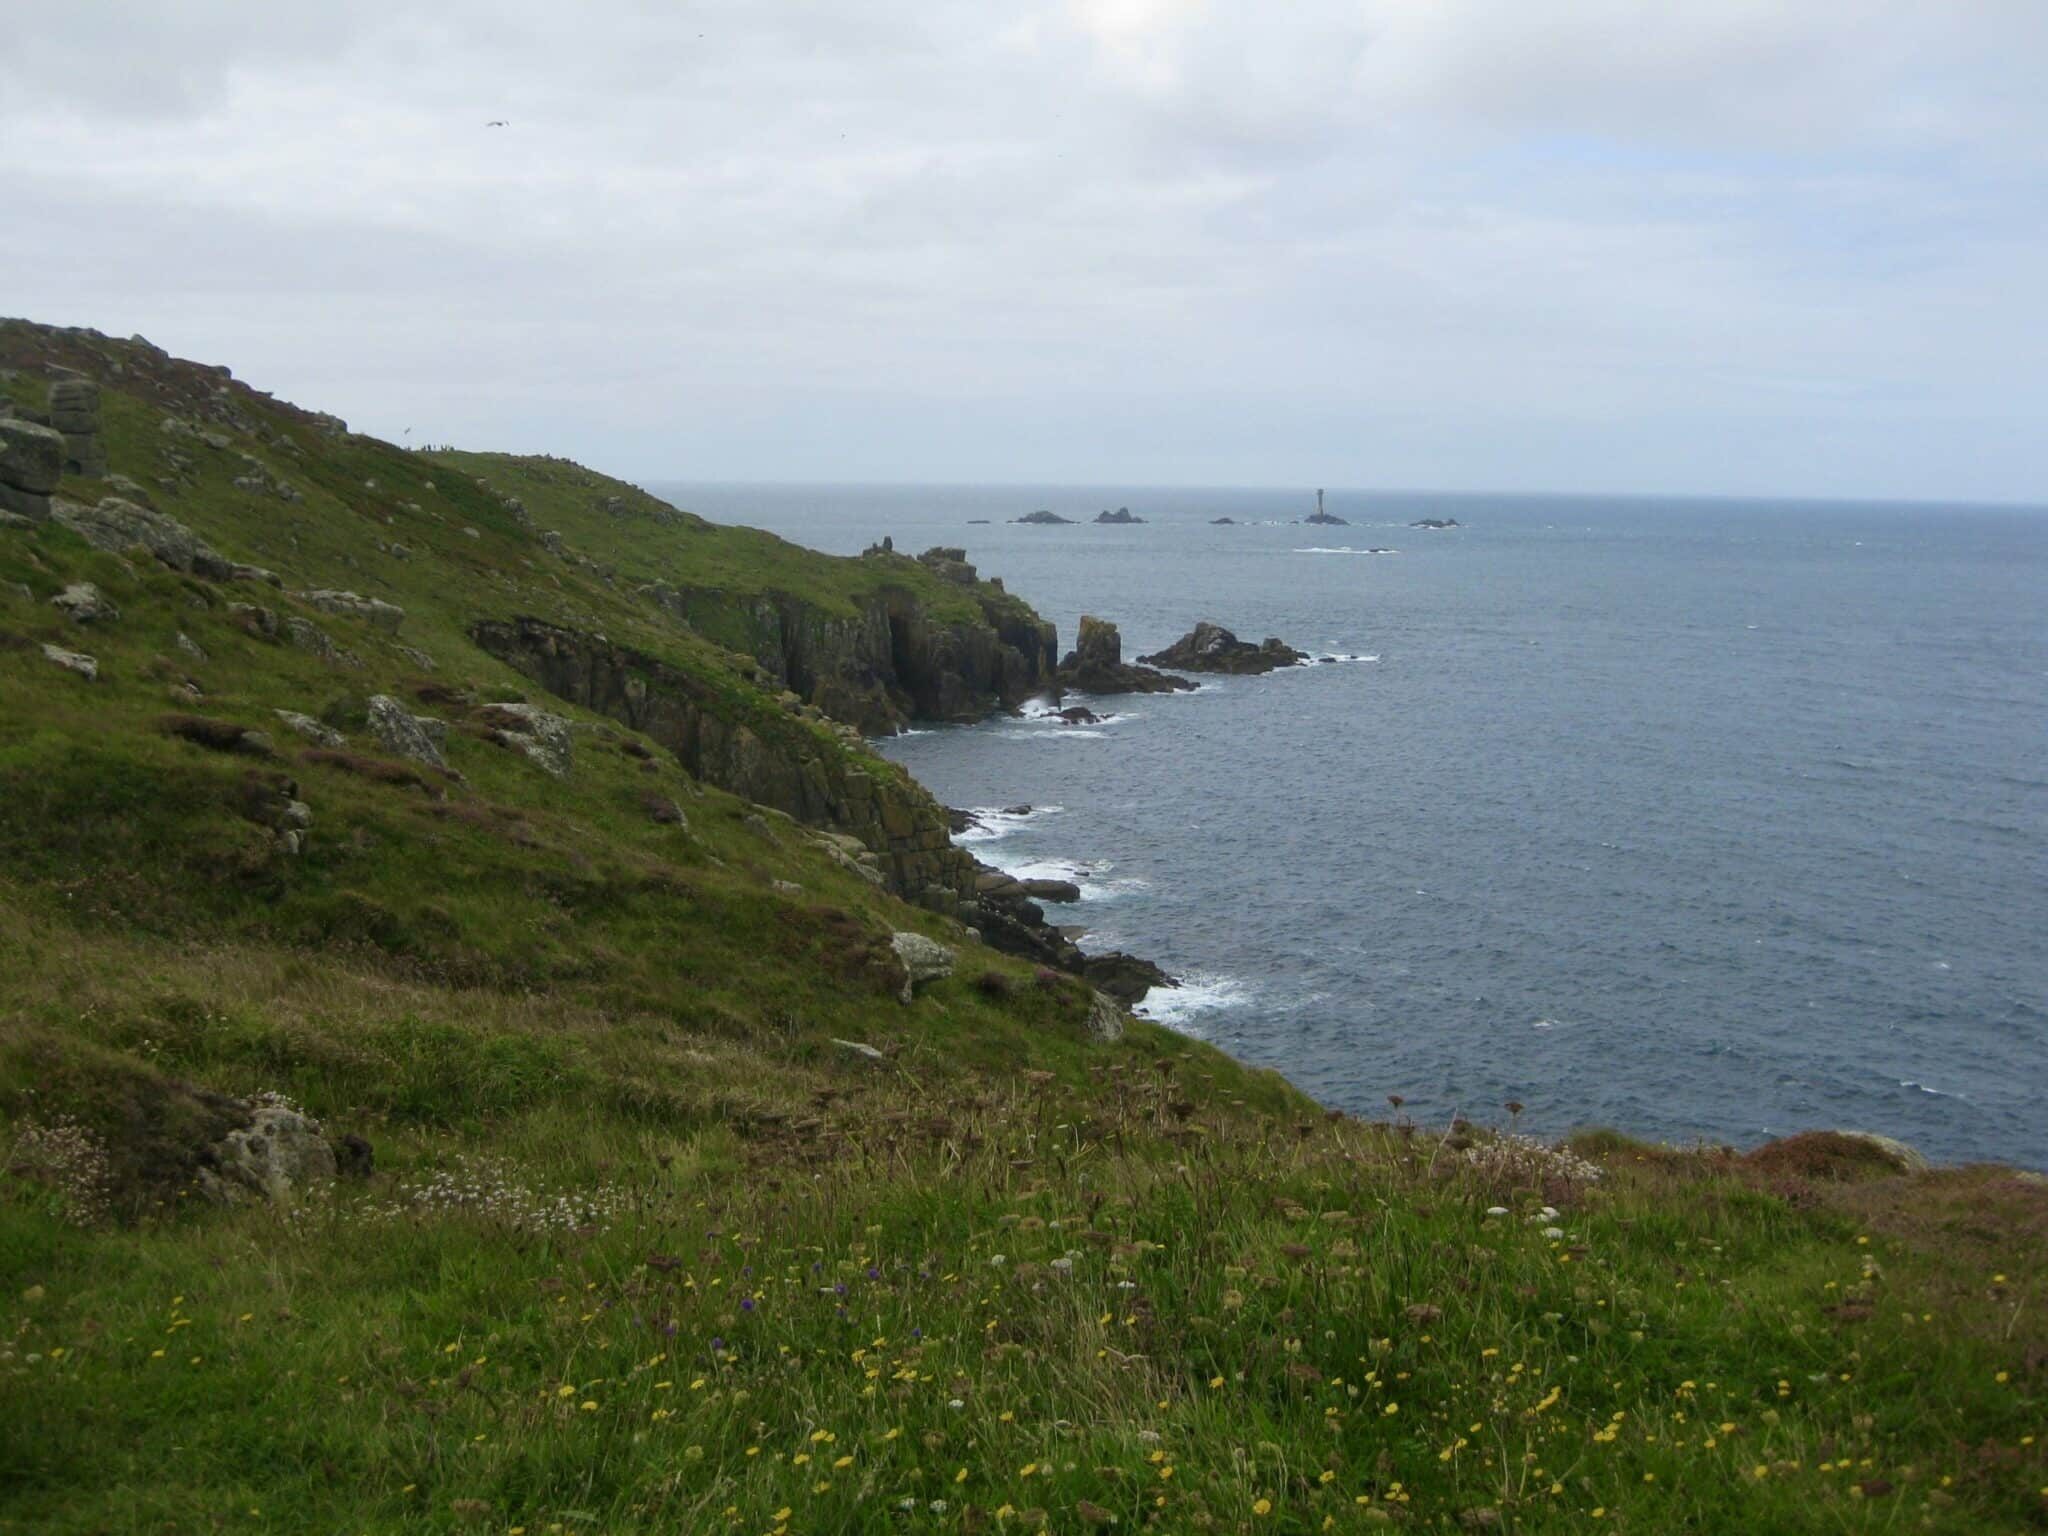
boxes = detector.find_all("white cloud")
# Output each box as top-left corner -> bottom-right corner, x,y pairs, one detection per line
0,0 -> 2042,499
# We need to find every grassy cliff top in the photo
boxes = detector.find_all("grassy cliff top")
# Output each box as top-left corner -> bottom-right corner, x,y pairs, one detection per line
1,321 -> 2043,1533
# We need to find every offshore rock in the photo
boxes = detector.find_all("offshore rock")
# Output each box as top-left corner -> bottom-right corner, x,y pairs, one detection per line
1138,621 -> 1306,675
1057,615 -> 1193,696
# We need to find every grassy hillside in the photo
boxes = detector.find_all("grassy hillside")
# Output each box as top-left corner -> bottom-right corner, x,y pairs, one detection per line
1,323 -> 2043,1533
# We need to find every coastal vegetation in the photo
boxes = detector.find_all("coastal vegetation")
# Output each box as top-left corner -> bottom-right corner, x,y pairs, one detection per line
1,322 -> 2042,1532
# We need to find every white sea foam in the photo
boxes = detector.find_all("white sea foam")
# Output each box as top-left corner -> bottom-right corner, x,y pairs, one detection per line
953,804 -> 1064,844
983,853 -> 1151,902
1900,1079 -> 1966,1100
1132,972 -> 1250,1031
1296,652 -> 1380,666
1293,546 -> 1401,556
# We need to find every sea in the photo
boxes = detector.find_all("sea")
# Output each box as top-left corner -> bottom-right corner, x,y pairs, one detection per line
646,482 -> 2048,1169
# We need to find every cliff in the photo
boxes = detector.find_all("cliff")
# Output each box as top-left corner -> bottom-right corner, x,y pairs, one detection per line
431,451 -> 1058,735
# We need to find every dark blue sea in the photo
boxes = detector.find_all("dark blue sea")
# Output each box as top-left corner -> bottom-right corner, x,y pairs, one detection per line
648,482 -> 2048,1168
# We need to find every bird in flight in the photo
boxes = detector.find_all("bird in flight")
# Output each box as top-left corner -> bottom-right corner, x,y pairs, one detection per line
485,119 -> 509,128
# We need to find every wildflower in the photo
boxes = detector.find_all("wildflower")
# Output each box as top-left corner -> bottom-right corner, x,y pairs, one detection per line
955,1467 -> 969,1484
1253,1497 -> 1273,1516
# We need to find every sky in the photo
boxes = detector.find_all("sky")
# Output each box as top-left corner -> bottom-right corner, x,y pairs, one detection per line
3,1 -> 2045,503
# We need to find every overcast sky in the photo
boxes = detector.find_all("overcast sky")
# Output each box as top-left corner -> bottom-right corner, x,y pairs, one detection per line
4,2 -> 2045,502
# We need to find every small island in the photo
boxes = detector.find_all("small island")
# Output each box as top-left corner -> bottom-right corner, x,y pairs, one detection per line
1410,516 -> 1461,529
1303,487 -> 1348,526
1095,506 -> 1144,524
1012,509 -> 1074,525
1210,516 -> 1237,525
1139,621 -> 1308,674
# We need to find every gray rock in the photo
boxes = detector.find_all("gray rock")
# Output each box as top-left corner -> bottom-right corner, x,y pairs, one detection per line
477,702 -> 573,777
39,643 -> 98,680
0,418 -> 64,494
104,474 -> 154,507
227,602 -> 279,638
890,931 -> 956,1003
394,645 -> 436,672
52,496 -> 234,577
272,709 -> 345,748
282,616 -> 338,660
771,879 -> 804,895
296,589 -> 404,632
539,530 -> 566,556
174,631 -> 208,661
366,693 -> 446,769
48,378 -> 99,415
1086,990 -> 1127,1043
202,1103 -> 336,1205
51,582 -> 116,624
0,486 -> 51,522
832,1038 -> 888,1062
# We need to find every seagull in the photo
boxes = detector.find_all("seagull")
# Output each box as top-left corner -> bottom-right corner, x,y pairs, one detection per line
485,119 -> 509,128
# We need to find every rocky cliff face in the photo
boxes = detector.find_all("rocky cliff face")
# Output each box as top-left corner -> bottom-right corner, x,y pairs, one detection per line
471,615 -> 1170,1002
471,616 -> 981,902
642,580 -> 1058,736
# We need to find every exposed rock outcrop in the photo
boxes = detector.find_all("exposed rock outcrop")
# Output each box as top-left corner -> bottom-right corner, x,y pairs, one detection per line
890,931 -> 956,1003
297,589 -> 404,633
51,582 -> 116,624
273,709 -> 345,748
1139,622 -> 1307,675
367,694 -> 447,769
49,378 -> 107,478
198,1101 -> 336,1205
0,417 -> 63,521
51,496 -> 241,578
1057,616 -> 1193,696
1012,509 -> 1073,525
1094,507 -> 1143,524
1411,517 -> 1461,529
478,702 -> 573,777
40,643 -> 97,680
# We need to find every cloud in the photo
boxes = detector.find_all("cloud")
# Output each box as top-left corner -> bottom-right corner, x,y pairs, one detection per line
1,0 -> 2043,500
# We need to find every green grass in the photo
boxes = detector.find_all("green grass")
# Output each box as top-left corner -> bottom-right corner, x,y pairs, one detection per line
2,321 -> 2042,1532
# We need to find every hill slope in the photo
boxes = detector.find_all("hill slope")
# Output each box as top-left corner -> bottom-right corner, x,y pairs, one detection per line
1,321 -> 2043,1534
